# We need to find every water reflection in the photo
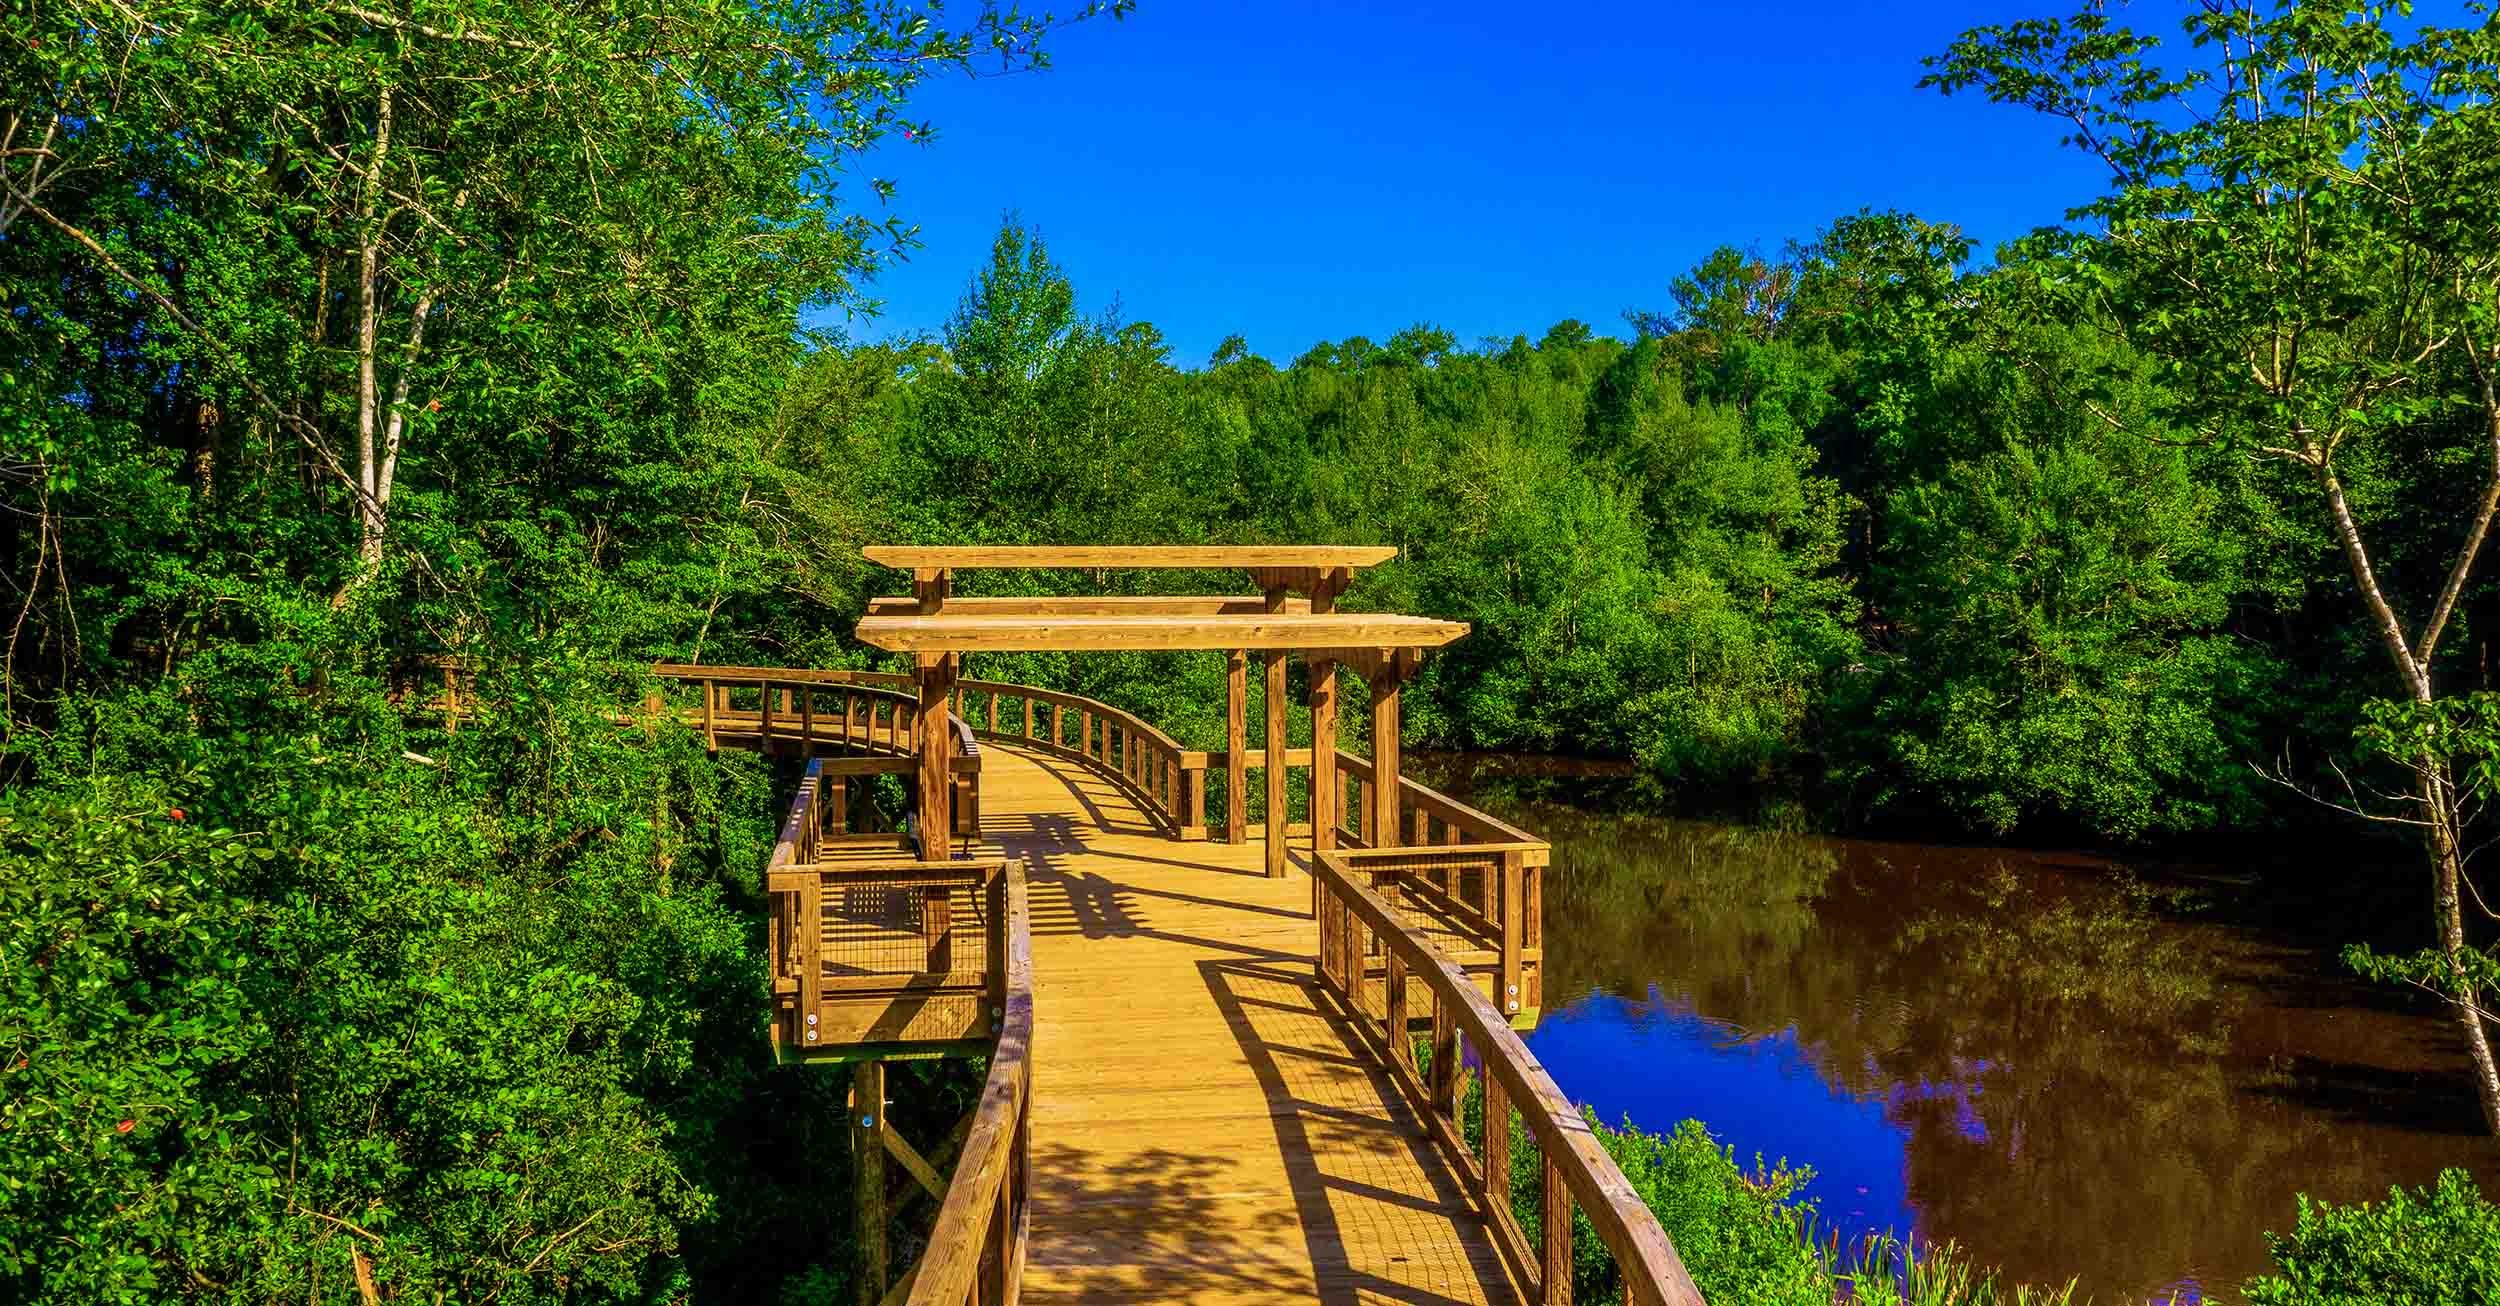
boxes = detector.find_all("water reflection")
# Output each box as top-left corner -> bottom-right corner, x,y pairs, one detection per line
1416,758 -> 2488,1302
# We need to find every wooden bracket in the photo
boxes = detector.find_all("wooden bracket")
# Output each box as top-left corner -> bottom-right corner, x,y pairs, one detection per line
883,1117 -> 946,1200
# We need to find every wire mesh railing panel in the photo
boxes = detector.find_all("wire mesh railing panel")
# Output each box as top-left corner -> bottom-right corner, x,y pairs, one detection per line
816,871 -> 997,980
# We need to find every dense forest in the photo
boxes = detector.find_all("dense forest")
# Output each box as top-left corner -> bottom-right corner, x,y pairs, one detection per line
5,0 -> 2500,1300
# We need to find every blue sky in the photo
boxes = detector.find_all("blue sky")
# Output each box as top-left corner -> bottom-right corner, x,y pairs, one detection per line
807,1 -> 2123,365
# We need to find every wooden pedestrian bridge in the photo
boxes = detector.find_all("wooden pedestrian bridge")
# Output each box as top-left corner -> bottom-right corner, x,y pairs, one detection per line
644,547 -> 1706,1306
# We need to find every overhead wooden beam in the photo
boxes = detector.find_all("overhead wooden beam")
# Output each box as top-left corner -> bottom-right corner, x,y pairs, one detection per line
864,595 -> 1313,618
863,544 -> 1397,571
854,612 -> 1467,654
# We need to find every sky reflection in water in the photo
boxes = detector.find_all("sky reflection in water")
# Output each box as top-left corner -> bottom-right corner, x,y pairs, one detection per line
1528,990 -> 1917,1241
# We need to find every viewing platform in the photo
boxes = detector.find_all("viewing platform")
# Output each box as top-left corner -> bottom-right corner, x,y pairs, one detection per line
637,544 -> 1705,1306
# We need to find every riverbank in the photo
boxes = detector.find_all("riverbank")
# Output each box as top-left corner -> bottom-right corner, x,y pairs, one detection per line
1410,752 -> 2491,1301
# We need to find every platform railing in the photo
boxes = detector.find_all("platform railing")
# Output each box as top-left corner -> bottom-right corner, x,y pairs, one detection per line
1313,851 -> 1704,1306
904,861 -> 1033,1306
762,754 -> 1012,1059
648,666 -> 983,852
957,678 -> 1205,839
647,661 -> 1544,1023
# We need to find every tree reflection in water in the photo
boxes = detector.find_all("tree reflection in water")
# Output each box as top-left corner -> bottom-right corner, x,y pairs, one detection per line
1415,760 -> 2484,1303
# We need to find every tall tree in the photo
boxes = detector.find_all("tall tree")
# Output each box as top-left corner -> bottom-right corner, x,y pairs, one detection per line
1928,0 -> 2500,1129
2,0 -> 1122,686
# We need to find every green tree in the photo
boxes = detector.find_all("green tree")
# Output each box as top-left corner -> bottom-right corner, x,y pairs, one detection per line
1928,0 -> 2500,1130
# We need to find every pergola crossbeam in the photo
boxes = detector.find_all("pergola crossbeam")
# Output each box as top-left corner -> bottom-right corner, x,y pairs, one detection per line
856,613 -> 1464,654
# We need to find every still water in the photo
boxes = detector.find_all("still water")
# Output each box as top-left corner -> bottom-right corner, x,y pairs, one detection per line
1414,756 -> 2487,1303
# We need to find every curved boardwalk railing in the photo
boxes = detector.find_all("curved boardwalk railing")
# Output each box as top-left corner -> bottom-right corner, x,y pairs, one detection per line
1315,851 -> 1706,1306
956,678 -> 1202,837
903,862 -> 1033,1306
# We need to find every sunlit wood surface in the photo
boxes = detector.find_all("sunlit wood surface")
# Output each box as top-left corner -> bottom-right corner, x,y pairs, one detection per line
966,740 -> 1526,1305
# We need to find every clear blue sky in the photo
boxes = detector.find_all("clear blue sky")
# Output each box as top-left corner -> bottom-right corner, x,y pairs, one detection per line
807,1 -> 2121,366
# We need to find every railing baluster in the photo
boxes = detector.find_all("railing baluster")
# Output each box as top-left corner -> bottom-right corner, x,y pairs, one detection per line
1430,994 -> 1458,1122
1543,1154 -> 1574,1305
1386,947 -> 1409,1062
924,884 -> 954,972
1484,1072 -> 1511,1223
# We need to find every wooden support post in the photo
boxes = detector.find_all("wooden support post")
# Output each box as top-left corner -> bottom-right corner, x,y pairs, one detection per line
798,870 -> 822,1037
830,777 -> 848,834
1499,848 -> 1525,1017
1370,653 -> 1406,849
1523,862 -> 1543,1018
916,655 -> 955,859
853,1060 -> 888,1306
1023,696 -> 1035,739
913,566 -> 950,611
1225,649 -> 1248,844
702,678 -> 717,750
1308,657 -> 1337,916
1264,650 -> 1288,878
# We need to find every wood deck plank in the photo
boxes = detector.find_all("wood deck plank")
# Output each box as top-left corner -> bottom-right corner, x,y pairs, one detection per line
969,741 -> 1527,1305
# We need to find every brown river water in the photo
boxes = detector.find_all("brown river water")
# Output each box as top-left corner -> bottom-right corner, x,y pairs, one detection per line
1409,754 -> 2490,1304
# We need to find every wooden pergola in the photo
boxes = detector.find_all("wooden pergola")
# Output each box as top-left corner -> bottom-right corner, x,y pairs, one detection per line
856,545 -> 1465,875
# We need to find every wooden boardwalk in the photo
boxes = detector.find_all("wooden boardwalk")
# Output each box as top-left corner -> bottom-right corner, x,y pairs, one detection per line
653,544 -> 1704,1306
971,740 -> 1523,1304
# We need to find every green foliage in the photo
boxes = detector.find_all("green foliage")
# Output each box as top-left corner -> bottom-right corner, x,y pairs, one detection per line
2242,1170 -> 2500,1306
0,666 -> 789,1301
1580,1117 -> 1829,1306
0,782 -> 275,1302
1836,1236 -> 2079,1306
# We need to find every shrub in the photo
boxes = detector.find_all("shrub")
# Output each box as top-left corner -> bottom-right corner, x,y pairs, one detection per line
2241,1169 -> 2500,1306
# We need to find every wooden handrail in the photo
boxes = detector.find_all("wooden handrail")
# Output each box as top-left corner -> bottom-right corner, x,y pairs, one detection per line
1313,851 -> 1706,1306
955,677 -> 1205,840
907,859 -> 1033,1306
956,677 -> 1185,754
650,665 -> 980,762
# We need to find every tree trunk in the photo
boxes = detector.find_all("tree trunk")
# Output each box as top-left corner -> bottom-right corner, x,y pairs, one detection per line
2426,765 -> 2500,1133
2318,453 -> 2500,1132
